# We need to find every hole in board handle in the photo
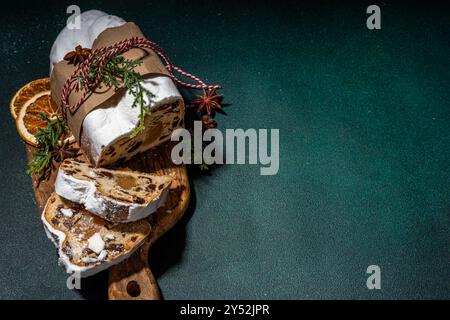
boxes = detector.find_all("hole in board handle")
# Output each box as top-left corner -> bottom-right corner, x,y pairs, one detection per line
126,280 -> 141,297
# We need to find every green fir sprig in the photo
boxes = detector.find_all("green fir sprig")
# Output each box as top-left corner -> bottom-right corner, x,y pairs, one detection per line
27,113 -> 66,178
78,54 -> 154,137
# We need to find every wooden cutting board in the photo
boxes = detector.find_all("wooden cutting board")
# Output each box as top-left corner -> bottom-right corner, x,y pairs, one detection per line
26,141 -> 190,300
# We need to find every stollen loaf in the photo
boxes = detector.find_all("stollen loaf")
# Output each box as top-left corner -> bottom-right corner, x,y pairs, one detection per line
50,10 -> 185,167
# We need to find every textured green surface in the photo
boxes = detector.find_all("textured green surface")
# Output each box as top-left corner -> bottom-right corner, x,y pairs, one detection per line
0,0 -> 448,299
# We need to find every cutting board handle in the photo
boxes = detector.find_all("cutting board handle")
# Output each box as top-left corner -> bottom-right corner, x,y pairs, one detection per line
108,240 -> 160,300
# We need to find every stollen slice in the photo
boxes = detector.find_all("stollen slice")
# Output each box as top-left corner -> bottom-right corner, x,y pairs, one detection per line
42,192 -> 151,277
55,159 -> 172,222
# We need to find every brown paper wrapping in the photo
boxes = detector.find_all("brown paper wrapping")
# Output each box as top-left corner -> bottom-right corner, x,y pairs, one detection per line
50,22 -> 170,140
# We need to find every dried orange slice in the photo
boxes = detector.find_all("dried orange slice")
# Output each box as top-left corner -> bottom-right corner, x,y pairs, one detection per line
10,78 -> 50,119
16,92 -> 72,146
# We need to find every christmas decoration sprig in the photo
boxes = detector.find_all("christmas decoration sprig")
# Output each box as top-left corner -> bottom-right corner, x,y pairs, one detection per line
27,113 -> 66,177
77,54 -> 154,137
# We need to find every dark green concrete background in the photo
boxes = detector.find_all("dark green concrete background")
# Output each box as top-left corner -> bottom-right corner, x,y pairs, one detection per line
0,0 -> 448,299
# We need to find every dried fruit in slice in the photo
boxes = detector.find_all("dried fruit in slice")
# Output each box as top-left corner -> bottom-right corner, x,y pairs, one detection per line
10,78 -> 50,119
16,92 -> 72,146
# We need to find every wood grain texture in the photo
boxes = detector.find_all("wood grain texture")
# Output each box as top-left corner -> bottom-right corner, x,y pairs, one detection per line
25,141 -> 189,300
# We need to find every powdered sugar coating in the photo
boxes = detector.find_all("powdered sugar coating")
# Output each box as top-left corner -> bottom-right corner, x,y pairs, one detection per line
49,10 -> 126,71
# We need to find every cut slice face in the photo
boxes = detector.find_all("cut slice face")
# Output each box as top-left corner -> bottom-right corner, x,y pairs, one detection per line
42,192 -> 151,277
55,159 -> 173,222
16,92 -> 72,146
10,78 -> 50,119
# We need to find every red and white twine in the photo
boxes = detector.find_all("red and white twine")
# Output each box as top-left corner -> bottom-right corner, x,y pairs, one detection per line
60,37 -> 221,118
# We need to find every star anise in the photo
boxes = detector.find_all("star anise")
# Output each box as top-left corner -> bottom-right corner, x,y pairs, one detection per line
193,89 -> 224,115
64,45 -> 92,65
52,140 -> 79,163
201,115 -> 217,129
